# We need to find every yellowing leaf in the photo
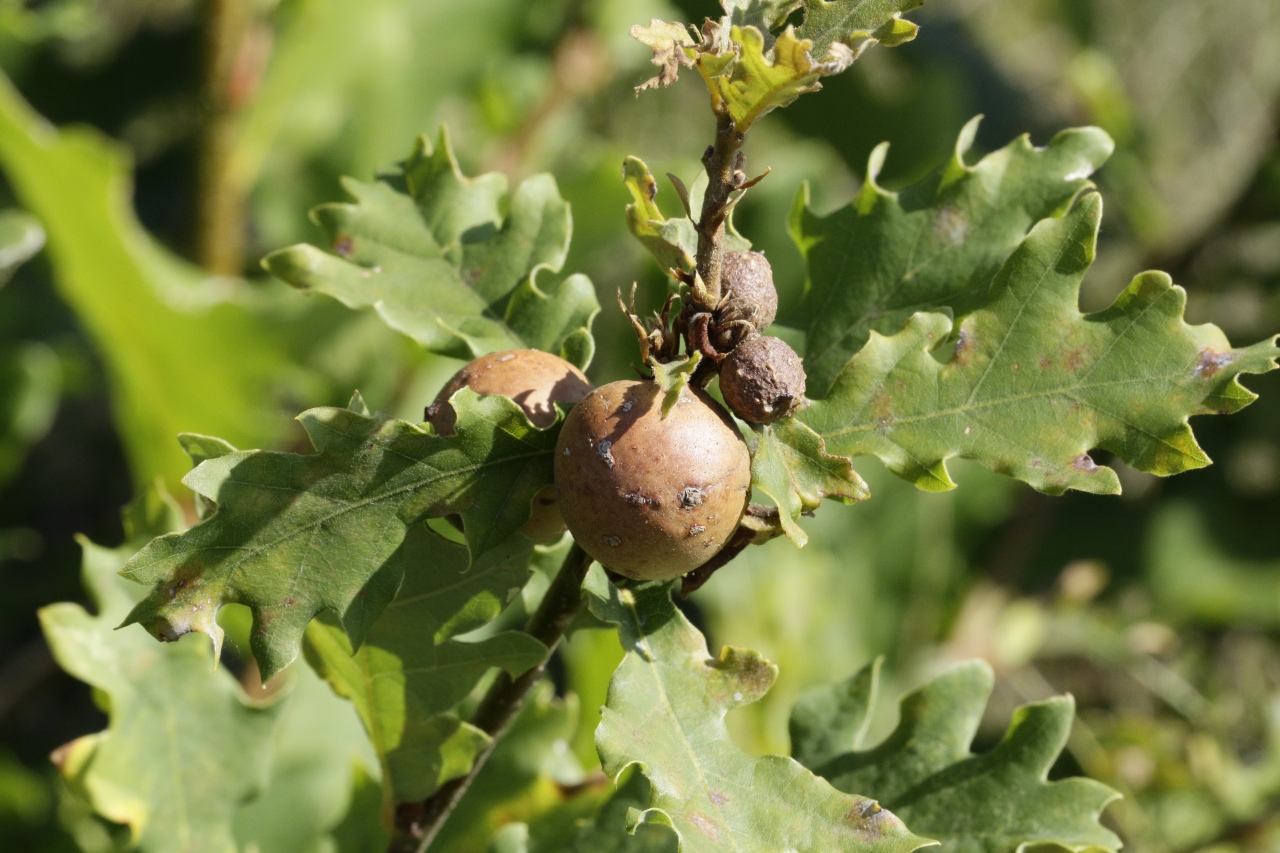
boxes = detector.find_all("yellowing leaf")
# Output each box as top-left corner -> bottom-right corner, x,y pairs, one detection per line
631,20 -> 698,92
698,26 -> 838,132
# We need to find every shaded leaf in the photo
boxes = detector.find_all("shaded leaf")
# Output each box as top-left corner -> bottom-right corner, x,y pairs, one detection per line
304,524 -> 545,809
800,193 -> 1280,494
801,660 -> 1122,853
789,656 -> 881,768
791,120 -> 1116,396
1146,502 -> 1280,628
0,342 -> 60,485
429,681 -> 585,853
795,0 -> 923,62
233,661 -> 381,853
750,417 -> 868,546
586,568 -> 933,853
39,495 -> 280,853
121,390 -> 560,680
264,129 -> 598,369
561,773 -> 680,853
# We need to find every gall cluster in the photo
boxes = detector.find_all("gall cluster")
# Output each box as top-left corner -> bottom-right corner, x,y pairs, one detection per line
425,251 -> 807,581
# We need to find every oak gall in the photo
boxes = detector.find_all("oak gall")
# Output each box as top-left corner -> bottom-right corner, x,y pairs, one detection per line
428,349 -> 593,543
719,334 -> 807,424
554,380 -> 751,579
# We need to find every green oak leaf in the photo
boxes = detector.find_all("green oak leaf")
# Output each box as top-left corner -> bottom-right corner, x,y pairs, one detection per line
723,0 -> 804,35
721,0 -> 798,36
622,158 -> 750,276
263,128 -> 598,369
791,119 -> 1116,397
563,773 -> 680,853
586,568 -> 934,853
632,4 -> 918,125
39,494 -> 280,853
623,156 -> 697,275
120,389 -> 560,680
794,0 -> 923,63
304,522 -> 546,809
796,660 -> 1122,853
0,208 -> 43,284
789,657 -> 882,769
232,660 -> 381,853
800,193 -> 1280,494
750,417 -> 868,546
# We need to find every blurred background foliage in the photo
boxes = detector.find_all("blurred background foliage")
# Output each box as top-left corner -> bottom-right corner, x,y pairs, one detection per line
0,0 -> 1277,851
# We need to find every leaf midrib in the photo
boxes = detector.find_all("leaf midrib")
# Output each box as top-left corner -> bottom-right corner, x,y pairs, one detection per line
136,445 -> 550,607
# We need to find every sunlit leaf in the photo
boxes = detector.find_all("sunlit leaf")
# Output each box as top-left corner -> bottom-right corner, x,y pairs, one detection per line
263,129 -> 598,369
121,390 -> 560,680
800,194 -> 1280,494
794,0 -> 923,63
750,417 -> 868,545
791,119 -> 1115,396
797,660 -> 1122,853
697,26 -> 845,133
587,568 -> 933,853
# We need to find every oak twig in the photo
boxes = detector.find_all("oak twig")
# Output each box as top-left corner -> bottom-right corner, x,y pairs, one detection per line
694,112 -> 746,307
388,543 -> 595,853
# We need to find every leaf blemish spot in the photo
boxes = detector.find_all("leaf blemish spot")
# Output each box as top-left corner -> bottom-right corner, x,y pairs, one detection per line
1194,348 -> 1235,378
951,329 -> 974,366
1072,453 -> 1099,473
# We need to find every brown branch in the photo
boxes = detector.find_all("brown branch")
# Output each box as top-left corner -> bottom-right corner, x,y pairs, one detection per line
694,112 -> 746,307
388,543 -> 595,853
